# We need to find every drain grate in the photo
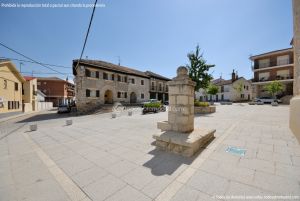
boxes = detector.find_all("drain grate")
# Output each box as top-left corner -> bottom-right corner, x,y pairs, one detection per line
225,146 -> 246,156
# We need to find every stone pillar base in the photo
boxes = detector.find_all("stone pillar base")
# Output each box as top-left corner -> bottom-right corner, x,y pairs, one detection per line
153,128 -> 215,157
290,96 -> 300,143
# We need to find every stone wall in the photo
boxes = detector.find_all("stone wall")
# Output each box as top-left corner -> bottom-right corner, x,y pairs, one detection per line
75,65 -> 150,113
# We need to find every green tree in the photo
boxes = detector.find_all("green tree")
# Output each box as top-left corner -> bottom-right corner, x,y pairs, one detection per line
264,81 -> 283,98
233,82 -> 244,101
186,45 -> 215,91
207,84 -> 219,96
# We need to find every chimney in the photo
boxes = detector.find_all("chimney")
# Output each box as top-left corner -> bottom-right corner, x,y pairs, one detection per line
231,69 -> 236,82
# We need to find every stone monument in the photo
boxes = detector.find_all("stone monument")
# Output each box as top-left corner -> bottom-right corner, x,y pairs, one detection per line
290,0 -> 300,143
153,66 -> 216,157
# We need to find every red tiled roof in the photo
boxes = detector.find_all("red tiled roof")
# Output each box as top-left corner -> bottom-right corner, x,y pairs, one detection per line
23,76 -> 36,81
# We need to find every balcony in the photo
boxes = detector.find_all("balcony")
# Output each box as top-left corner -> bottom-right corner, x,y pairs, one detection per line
253,59 -> 293,70
253,75 -> 294,83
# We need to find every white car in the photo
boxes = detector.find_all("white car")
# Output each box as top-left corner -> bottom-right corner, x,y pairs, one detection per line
254,97 -> 282,104
142,99 -> 160,105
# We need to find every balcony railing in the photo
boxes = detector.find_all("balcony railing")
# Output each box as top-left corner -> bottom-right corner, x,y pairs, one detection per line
253,76 -> 294,83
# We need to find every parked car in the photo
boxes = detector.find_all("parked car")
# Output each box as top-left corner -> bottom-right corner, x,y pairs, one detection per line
142,99 -> 161,107
254,97 -> 282,104
164,101 -> 169,105
57,104 -> 70,113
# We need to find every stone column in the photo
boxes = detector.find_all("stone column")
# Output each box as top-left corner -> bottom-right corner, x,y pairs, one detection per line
290,0 -> 300,143
154,66 -> 216,157
167,67 -> 195,133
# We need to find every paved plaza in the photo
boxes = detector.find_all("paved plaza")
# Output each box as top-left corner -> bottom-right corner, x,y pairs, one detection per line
0,104 -> 300,201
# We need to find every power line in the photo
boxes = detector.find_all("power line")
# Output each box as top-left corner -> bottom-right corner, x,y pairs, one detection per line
75,0 -> 98,71
0,42 -> 66,75
0,69 -> 73,76
0,56 -> 71,69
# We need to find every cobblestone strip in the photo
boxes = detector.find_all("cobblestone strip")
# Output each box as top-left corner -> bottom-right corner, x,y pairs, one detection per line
154,122 -> 239,201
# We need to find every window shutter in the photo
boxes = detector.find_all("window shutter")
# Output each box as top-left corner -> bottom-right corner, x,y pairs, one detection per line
85,69 -> 90,77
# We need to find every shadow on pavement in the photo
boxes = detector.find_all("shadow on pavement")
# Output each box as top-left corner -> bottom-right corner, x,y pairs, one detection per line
17,112 -> 74,123
144,137 -> 215,176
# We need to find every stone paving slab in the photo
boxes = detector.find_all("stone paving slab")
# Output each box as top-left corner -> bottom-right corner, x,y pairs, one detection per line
0,104 -> 300,201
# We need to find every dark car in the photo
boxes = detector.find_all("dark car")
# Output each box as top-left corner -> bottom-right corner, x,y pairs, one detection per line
57,104 -> 70,113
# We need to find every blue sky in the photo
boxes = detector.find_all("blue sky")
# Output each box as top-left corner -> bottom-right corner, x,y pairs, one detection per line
0,0 -> 293,81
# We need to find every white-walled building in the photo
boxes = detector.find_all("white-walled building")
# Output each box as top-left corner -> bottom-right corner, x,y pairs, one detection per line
196,70 -> 253,102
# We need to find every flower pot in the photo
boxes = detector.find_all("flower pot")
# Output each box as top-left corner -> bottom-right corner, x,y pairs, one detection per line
128,111 -> 133,116
112,113 -> 117,118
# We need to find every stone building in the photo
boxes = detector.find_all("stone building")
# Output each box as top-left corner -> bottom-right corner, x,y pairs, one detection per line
72,59 -> 170,113
196,70 -> 253,102
145,71 -> 171,102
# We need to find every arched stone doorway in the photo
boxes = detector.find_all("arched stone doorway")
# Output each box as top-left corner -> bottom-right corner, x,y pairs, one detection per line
130,92 -> 137,103
104,90 -> 113,104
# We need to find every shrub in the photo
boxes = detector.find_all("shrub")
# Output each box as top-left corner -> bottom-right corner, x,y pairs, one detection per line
143,102 -> 161,108
194,101 -> 209,107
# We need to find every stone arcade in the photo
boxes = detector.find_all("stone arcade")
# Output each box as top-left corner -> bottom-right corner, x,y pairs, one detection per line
153,66 -> 216,157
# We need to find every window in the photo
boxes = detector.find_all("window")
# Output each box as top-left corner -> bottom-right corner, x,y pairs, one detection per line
241,94 -> 245,99
131,78 -> 135,84
124,77 -> 127,83
141,93 -> 144,99
124,92 -> 127,98
151,82 -> 155,90
85,69 -> 91,77
117,92 -> 121,98
159,83 -> 162,91
117,75 -> 121,81
141,80 -> 144,85
14,83 -> 18,91
96,71 -> 99,78
103,72 -> 108,80
166,85 -> 168,92
246,86 -> 249,90
221,94 -> 224,100
111,74 -> 114,81
8,101 -> 11,110
86,89 -> 90,97
277,55 -> 289,66
258,59 -> 270,68
96,90 -> 100,97
259,72 -> 270,81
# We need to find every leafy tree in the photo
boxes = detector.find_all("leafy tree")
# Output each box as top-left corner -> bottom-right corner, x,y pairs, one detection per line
233,82 -> 244,100
264,81 -> 283,98
207,84 -> 219,96
186,45 -> 215,91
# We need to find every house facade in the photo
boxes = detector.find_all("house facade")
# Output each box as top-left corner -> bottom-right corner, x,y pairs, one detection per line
22,76 -> 37,112
196,70 -> 253,102
0,60 -> 25,114
250,48 -> 294,99
72,59 -> 170,113
146,71 -> 170,103
37,77 -> 75,107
